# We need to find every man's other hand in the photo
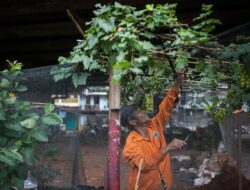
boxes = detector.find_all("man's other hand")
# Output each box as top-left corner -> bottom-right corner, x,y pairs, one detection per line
162,138 -> 186,155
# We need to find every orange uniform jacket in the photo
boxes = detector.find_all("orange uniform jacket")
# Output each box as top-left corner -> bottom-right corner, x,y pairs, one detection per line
122,88 -> 178,190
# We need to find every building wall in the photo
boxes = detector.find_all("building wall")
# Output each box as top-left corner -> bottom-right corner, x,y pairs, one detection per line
80,94 -> 108,111
99,95 -> 108,111
80,96 -> 86,111
90,96 -> 94,106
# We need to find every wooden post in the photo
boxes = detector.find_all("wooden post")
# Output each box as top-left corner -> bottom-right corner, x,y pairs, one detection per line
107,70 -> 120,190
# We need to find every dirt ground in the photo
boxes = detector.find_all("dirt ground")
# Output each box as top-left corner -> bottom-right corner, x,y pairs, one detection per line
81,145 -> 202,190
81,144 -> 250,190
81,144 -> 128,189
35,132 -> 250,190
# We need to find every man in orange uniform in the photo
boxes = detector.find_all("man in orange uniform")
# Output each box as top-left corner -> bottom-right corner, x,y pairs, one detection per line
121,73 -> 186,190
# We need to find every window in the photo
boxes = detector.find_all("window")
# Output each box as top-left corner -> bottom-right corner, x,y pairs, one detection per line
94,96 -> 99,105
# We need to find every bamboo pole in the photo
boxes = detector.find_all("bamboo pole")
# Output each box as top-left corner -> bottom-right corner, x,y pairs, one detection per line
66,9 -> 85,37
135,158 -> 144,190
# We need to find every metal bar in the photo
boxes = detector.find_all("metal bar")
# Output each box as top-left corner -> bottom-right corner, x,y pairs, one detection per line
107,119 -> 120,190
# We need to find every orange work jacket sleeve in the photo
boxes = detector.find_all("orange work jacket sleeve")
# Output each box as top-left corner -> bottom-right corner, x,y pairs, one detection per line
151,88 -> 179,130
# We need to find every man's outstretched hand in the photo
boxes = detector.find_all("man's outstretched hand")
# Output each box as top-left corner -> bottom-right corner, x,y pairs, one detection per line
172,70 -> 187,92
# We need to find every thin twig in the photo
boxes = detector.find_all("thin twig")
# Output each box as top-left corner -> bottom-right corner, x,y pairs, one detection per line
193,45 -> 223,51
149,52 -> 231,66
189,57 -> 231,64
155,33 -> 176,40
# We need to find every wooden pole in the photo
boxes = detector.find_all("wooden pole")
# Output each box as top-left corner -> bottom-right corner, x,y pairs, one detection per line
107,70 -> 120,190
66,9 -> 85,37
135,159 -> 144,190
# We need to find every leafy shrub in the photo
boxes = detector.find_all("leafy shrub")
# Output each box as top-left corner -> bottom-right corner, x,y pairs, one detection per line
0,61 -> 63,190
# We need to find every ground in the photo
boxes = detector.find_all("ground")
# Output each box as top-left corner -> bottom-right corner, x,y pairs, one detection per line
81,145 -> 205,190
81,145 -> 250,190
35,131 -> 250,190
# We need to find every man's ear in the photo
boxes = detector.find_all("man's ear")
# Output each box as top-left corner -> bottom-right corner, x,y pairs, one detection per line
128,119 -> 136,126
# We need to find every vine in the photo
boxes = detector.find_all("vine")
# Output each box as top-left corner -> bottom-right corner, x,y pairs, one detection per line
51,2 -> 250,122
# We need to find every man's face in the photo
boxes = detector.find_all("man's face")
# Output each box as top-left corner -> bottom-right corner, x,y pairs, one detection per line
132,108 -> 150,125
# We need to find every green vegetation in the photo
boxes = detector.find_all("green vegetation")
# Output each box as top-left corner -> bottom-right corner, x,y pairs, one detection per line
0,61 -> 63,190
33,146 -> 60,187
51,2 -> 250,122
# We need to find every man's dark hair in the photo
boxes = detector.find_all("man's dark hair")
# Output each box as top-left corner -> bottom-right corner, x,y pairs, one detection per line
120,104 -> 138,130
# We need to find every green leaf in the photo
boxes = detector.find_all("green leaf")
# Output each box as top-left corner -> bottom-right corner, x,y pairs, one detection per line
7,60 -> 23,71
87,34 -> 98,49
9,112 -> 19,119
6,123 -> 25,132
42,113 -> 63,126
20,118 -> 38,129
4,129 -> 20,138
0,137 -> 8,146
53,73 -> 66,82
22,147 -> 35,165
0,91 -> 8,100
12,176 -> 24,190
116,51 -> 128,62
32,130 -> 48,142
140,31 -> 154,39
4,97 -> 16,105
0,169 -> 8,180
195,59 -> 206,72
71,54 -> 82,64
89,61 -> 101,71
0,154 -> 15,166
16,164 -> 28,179
112,61 -> 129,80
0,110 -> 6,120
15,85 -> 27,92
44,103 -> 54,114
5,150 -> 23,163
0,183 -> 12,190
130,67 -> 143,74
18,101 -> 30,111
97,18 -> 115,33
112,68 -> 123,82
141,41 -> 154,51
72,73 -> 89,88
81,55 -> 92,69
175,50 -> 190,71
146,4 -> 154,11
134,56 -> 148,64
0,79 -> 10,89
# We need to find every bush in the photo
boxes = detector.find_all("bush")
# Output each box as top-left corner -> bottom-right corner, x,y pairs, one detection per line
0,61 -> 63,190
